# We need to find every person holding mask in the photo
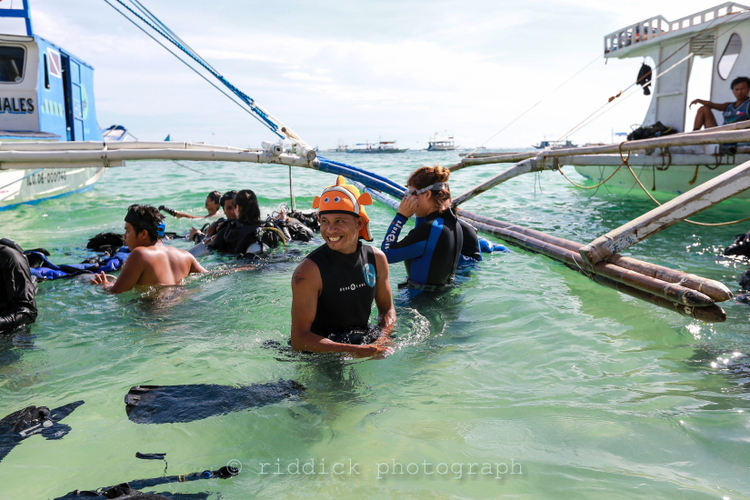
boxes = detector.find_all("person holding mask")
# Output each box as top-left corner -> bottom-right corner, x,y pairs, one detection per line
381,166 -> 463,295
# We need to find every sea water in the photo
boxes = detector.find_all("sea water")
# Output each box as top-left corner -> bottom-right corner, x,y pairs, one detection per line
1,151 -> 750,499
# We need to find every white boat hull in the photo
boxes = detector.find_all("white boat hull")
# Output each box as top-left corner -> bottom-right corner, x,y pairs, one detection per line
0,166 -> 106,209
573,162 -> 750,199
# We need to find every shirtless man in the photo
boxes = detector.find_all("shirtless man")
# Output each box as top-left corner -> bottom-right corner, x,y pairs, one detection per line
291,176 -> 396,357
691,76 -> 750,130
91,205 -> 206,293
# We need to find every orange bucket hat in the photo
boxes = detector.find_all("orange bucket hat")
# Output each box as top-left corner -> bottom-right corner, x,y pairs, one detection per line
313,175 -> 374,241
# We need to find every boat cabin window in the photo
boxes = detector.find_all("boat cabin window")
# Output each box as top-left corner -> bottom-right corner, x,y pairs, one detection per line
718,33 -> 742,80
0,46 -> 25,83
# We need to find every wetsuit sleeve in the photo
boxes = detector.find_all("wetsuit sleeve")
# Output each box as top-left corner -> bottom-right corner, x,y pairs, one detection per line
0,249 -> 38,332
380,213 -> 432,263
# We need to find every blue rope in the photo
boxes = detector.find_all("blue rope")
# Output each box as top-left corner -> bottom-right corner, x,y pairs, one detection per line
315,159 -> 405,198
317,156 -> 406,193
107,0 -> 282,136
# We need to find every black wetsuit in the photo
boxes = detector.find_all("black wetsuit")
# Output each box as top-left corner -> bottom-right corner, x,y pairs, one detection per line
458,219 -> 481,262
0,239 -> 37,333
381,210 -> 462,292
209,219 -> 263,254
306,242 -> 378,341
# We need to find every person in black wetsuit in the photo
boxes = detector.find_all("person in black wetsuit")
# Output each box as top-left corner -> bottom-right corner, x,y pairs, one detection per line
381,166 -> 465,295
209,189 -> 268,255
291,176 -> 396,356
189,190 -> 238,245
0,238 -> 37,333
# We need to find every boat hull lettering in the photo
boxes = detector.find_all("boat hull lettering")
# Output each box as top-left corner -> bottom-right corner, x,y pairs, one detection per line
0,97 -> 35,114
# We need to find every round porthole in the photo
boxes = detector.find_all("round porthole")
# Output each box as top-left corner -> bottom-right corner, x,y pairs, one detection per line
718,33 -> 742,80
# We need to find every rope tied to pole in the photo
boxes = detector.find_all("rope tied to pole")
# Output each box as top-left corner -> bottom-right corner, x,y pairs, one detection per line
622,162 -> 750,227
551,142 -> 630,190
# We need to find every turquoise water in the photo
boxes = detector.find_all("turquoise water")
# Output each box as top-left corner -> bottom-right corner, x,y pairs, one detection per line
2,151 -> 750,499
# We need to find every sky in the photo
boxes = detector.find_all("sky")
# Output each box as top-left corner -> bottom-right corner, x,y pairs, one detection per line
1,0 -> 724,149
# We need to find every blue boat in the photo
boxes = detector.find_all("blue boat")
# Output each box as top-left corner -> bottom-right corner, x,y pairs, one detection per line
0,0 -> 124,210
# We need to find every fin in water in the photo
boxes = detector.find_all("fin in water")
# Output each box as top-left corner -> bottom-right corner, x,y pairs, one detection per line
54,464 -> 238,499
124,379 -> 305,424
0,400 -> 84,462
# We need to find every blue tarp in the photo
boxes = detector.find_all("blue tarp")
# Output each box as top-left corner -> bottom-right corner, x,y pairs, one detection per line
27,249 -> 130,280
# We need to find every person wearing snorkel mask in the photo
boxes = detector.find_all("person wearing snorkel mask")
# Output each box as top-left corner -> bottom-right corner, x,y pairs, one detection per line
290,176 -> 396,357
381,166 -> 465,296
91,204 -> 206,293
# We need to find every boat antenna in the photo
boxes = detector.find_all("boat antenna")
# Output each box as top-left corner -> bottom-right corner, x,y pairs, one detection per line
102,0 -> 311,151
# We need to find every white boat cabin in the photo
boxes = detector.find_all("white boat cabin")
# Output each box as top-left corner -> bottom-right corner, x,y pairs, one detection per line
604,2 -> 750,132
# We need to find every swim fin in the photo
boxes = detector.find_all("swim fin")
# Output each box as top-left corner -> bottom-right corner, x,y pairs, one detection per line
54,463 -> 238,499
0,400 -> 84,462
124,379 -> 305,424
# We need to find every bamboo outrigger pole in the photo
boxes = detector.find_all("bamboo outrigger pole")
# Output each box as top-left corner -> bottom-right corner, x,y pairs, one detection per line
459,210 -> 728,323
579,159 -> 750,265
458,209 -> 732,303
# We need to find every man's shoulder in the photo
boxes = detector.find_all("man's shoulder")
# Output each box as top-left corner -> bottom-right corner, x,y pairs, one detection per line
365,244 -> 386,259
293,257 -> 321,288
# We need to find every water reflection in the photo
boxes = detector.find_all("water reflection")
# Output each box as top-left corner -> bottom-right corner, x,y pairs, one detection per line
0,327 -> 36,370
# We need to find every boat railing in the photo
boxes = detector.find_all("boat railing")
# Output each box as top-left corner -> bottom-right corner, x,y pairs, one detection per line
604,2 -> 750,55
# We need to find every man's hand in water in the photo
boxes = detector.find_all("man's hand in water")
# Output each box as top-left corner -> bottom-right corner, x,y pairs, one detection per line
351,335 -> 394,359
91,272 -> 117,289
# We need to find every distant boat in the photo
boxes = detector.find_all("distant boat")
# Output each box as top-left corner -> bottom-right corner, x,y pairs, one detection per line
533,140 -> 578,149
334,140 -> 348,152
426,134 -> 456,151
347,141 -> 407,154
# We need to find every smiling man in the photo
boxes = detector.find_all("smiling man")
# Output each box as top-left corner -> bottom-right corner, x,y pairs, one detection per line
290,176 -> 396,356
91,204 -> 206,293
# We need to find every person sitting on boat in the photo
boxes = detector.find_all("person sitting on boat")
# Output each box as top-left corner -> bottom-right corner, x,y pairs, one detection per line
91,205 -> 206,293
189,190 -> 238,244
690,76 -> 750,130
0,238 -> 37,333
381,166 -> 464,296
290,176 -> 396,356
159,190 -> 222,219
